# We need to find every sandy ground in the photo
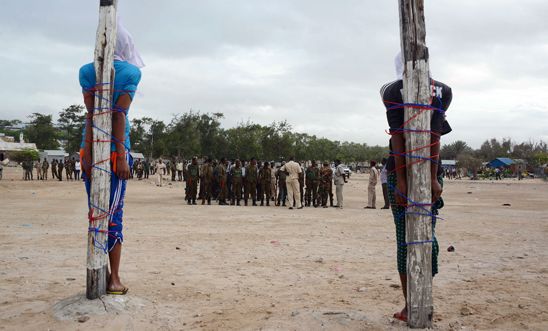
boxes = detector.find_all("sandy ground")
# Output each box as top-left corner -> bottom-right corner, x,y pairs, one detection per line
0,166 -> 547,331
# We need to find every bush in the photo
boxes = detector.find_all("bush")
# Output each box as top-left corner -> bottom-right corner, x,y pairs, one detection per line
11,149 -> 39,163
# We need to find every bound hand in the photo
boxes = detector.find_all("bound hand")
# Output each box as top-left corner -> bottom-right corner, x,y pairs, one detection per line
116,156 -> 130,180
432,179 -> 443,203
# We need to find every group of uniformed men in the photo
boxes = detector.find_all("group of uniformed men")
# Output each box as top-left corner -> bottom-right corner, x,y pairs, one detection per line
179,157 -> 338,208
21,158 -> 81,181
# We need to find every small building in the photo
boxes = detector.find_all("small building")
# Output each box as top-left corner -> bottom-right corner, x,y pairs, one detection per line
130,152 -> 145,161
0,140 -> 38,161
39,150 -> 68,163
487,157 -> 514,169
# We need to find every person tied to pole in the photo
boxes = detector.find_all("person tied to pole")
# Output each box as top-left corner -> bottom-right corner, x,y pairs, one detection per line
80,17 -> 144,296
381,52 -> 453,323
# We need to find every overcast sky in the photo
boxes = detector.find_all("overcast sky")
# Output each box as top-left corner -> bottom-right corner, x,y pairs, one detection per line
1,0 -> 547,147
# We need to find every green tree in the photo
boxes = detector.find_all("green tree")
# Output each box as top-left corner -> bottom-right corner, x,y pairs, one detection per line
441,140 -> 473,160
11,148 -> 39,162
58,105 -> 86,154
457,153 -> 482,180
24,113 -> 59,150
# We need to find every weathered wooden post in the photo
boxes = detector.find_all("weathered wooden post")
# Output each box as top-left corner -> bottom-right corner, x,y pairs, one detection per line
87,0 -> 117,300
398,0 -> 433,327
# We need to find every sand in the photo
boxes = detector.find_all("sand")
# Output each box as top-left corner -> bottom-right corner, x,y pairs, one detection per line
0,166 -> 547,330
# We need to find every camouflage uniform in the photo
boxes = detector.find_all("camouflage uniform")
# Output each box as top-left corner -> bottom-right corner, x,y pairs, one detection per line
201,161 -> 214,205
230,160 -> 243,206
259,162 -> 272,206
319,163 -> 333,207
244,160 -> 258,206
216,160 -> 228,205
186,159 -> 200,205
305,162 -> 320,207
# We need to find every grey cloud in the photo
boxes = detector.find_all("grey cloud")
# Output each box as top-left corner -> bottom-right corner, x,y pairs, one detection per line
1,0 -> 547,148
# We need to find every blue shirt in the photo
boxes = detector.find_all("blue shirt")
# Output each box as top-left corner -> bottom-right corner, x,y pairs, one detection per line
79,60 -> 142,151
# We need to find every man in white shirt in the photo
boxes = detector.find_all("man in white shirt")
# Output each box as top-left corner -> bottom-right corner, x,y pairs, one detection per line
334,159 -> 347,209
380,158 -> 390,209
156,159 -> 166,187
279,156 -> 303,209
365,160 -> 379,209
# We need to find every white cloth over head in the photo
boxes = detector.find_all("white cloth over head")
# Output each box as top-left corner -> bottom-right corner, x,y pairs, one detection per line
394,51 -> 432,79
394,52 -> 403,80
114,17 -> 145,68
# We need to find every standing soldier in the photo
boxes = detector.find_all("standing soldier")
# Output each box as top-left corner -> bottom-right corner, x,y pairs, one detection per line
216,158 -> 228,205
41,158 -> 49,180
230,159 -> 244,206
279,157 -> 303,209
65,159 -> 72,180
244,158 -> 258,206
201,159 -> 214,205
319,161 -> 333,208
156,159 -> 166,187
35,160 -> 42,180
276,161 -> 288,206
305,161 -> 320,207
270,162 -> 277,203
259,161 -> 272,206
298,162 -> 305,206
143,159 -> 150,179
51,159 -> 58,180
170,158 -> 177,181
186,157 -> 200,205
57,158 -> 64,181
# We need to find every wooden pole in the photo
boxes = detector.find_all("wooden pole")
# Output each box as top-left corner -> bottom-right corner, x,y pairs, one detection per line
398,0 -> 433,328
87,0 -> 117,300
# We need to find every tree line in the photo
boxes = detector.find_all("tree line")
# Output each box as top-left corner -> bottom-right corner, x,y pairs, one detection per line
1,106 -> 387,163
1,106 -> 547,167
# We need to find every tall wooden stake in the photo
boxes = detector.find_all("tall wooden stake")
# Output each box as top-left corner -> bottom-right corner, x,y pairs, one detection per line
398,0 -> 433,328
87,0 -> 117,300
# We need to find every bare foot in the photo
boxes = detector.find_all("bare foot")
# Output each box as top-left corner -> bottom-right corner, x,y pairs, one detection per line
108,277 -> 127,293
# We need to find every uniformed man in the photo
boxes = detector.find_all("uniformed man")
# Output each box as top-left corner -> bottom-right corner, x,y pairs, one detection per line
57,158 -> 64,181
279,157 -> 303,209
65,159 -> 72,180
298,162 -> 305,207
259,161 -> 272,206
201,158 -> 214,205
186,157 -> 200,205
170,158 -> 177,182
143,159 -> 150,179
51,159 -> 57,180
244,158 -> 258,206
276,161 -> 287,206
319,161 -> 333,208
230,159 -> 244,206
216,158 -> 228,205
35,160 -> 42,180
305,161 -> 320,207
41,158 -> 49,180
270,162 -> 277,202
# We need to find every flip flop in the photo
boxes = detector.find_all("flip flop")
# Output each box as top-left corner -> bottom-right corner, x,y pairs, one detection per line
393,312 -> 407,322
107,287 -> 129,295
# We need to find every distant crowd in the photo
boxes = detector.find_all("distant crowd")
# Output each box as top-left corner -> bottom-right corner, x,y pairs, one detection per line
20,158 -> 81,181
142,157 -> 349,208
